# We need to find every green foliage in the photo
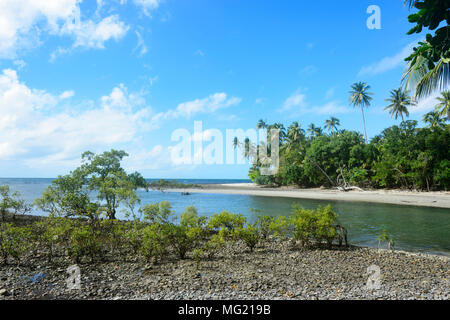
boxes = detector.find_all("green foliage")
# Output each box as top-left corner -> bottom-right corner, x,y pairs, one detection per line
208,211 -> 246,236
140,201 -> 175,224
33,217 -> 73,262
291,205 -> 344,248
203,232 -> 226,259
377,229 -> 395,250
0,185 -> 30,221
0,223 -> 30,264
141,223 -> 169,263
69,224 -> 101,263
236,224 -> 260,252
245,119 -> 449,191
148,179 -> 199,190
35,150 -> 146,221
403,0 -> 449,99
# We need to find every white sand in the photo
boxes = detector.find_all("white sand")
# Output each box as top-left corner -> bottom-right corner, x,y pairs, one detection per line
168,183 -> 450,208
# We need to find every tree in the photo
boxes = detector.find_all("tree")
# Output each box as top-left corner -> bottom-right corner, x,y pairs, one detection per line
349,82 -> 373,143
35,150 -> 147,220
34,170 -> 98,220
435,90 -> 450,120
0,186 -> 30,221
324,117 -> 341,135
257,119 -> 267,129
422,110 -> 445,128
80,150 -> 147,220
384,88 -> 415,121
402,0 -> 450,99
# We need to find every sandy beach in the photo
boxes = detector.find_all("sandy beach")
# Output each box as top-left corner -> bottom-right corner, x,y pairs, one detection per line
169,183 -> 450,209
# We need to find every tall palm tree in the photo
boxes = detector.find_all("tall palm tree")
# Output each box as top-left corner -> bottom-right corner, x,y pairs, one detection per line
384,88 -> 415,121
422,111 -> 445,128
307,123 -> 317,137
435,91 -> 450,120
257,119 -> 267,129
324,117 -> 341,135
349,82 -> 373,143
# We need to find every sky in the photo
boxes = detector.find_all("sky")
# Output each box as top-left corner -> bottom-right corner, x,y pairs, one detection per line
0,0 -> 445,179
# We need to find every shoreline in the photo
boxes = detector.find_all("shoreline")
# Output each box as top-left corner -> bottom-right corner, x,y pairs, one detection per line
167,183 -> 450,209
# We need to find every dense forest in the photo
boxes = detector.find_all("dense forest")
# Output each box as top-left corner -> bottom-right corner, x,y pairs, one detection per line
245,118 -> 449,191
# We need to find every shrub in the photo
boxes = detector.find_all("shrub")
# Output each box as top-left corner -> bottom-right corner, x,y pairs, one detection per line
237,224 -> 261,252
208,211 -> 246,239
166,223 -> 204,260
269,216 -> 290,239
33,217 -> 73,262
123,222 -> 144,255
203,231 -> 226,259
99,219 -> 125,257
377,229 -> 395,250
0,185 -> 31,221
140,223 -> 169,264
140,201 -> 174,224
0,223 -> 30,264
255,215 -> 273,240
69,225 -> 101,263
291,205 -> 344,248
291,206 -> 317,247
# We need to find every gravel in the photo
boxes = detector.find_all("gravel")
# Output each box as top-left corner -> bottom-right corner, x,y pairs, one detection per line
0,239 -> 448,300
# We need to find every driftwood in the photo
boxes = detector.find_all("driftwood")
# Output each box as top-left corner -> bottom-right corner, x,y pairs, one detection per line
336,186 -> 364,192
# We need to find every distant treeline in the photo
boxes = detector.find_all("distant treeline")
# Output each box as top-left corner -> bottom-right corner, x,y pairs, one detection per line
245,120 -> 449,191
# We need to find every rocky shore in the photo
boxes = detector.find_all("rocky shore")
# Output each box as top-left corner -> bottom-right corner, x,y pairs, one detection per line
1,239 -> 448,300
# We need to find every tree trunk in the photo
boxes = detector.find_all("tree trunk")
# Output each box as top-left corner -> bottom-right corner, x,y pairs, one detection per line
361,106 -> 368,144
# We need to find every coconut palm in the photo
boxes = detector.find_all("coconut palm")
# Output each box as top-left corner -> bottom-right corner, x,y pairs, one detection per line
257,119 -> 267,129
324,117 -> 341,135
349,82 -> 373,143
435,91 -> 450,120
422,110 -> 445,128
384,88 -> 415,121
287,122 -> 304,143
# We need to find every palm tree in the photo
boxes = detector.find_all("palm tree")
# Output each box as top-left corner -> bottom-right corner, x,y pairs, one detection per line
287,121 -> 304,143
257,119 -> 267,129
384,88 -> 415,121
307,123 -> 317,137
324,117 -> 341,135
435,91 -> 450,120
422,111 -> 445,128
349,82 -> 373,143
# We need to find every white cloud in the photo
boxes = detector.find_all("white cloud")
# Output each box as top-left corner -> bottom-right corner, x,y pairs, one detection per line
134,31 -> 148,56
358,42 -> 416,77
151,93 -> 241,127
409,91 -> 442,114
59,90 -> 75,99
13,59 -> 26,70
280,90 -> 307,111
0,69 -> 150,166
133,0 -> 161,16
62,14 -> 129,50
280,89 -> 350,115
0,0 -> 129,59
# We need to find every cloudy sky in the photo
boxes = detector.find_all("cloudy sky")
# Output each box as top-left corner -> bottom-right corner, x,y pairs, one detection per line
0,0 -> 442,178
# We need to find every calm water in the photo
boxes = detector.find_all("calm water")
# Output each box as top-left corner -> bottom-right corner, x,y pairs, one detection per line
1,178 -> 449,256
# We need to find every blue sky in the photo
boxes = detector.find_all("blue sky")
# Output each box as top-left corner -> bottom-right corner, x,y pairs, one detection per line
0,0 -> 442,179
